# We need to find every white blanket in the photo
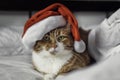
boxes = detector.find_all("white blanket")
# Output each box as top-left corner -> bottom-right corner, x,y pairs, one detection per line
0,25 -> 43,80
0,55 -> 42,80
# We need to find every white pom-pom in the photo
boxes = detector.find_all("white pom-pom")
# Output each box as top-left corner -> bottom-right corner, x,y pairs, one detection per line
74,40 -> 86,53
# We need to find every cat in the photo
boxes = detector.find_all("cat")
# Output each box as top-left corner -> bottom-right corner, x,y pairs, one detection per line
32,23 -> 90,80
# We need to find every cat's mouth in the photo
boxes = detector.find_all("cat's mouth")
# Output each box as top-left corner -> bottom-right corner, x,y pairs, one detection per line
48,48 -> 57,55
50,52 -> 56,55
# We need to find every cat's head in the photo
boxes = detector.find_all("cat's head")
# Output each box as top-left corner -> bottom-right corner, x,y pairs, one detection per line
33,24 -> 74,56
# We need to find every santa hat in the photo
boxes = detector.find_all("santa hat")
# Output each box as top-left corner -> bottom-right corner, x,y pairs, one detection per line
22,3 -> 86,53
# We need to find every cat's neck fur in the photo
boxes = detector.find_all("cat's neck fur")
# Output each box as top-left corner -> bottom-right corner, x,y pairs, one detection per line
32,50 -> 73,74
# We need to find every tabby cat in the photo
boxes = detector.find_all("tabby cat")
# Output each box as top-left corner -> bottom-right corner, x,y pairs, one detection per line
32,24 -> 90,80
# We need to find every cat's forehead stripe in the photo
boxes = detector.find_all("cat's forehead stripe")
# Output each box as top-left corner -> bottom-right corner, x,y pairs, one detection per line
44,28 -> 68,39
56,29 -> 60,36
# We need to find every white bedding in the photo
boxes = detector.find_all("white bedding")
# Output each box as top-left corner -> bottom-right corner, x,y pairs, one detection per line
0,25 -> 43,80
0,9 -> 120,80
0,55 -> 43,80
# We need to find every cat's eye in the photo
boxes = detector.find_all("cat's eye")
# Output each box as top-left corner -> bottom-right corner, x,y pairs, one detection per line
43,36 -> 50,42
57,36 -> 66,42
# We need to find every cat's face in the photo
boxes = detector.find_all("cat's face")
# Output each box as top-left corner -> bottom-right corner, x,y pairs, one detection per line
33,25 -> 74,57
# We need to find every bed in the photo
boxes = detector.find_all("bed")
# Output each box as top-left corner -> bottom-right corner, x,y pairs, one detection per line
0,0 -> 120,80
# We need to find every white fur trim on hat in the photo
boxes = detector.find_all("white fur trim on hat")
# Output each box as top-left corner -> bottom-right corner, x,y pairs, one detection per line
74,40 -> 86,53
22,15 -> 66,49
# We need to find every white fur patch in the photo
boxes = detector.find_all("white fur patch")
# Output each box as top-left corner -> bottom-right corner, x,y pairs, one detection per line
32,51 -> 72,74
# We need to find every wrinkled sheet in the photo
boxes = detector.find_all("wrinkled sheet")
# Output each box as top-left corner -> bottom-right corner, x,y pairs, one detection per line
0,23 -> 44,80
0,55 -> 43,80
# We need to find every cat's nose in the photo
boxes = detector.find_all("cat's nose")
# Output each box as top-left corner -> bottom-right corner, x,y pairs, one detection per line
49,48 -> 55,53
51,44 -> 57,48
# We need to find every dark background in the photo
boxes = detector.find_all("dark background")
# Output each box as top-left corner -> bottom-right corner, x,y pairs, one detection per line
0,0 -> 120,11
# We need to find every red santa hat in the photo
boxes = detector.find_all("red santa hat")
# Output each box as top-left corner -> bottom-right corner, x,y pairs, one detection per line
22,3 -> 86,53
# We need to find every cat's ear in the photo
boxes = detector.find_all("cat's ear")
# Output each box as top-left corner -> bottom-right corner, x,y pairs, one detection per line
65,23 -> 71,32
